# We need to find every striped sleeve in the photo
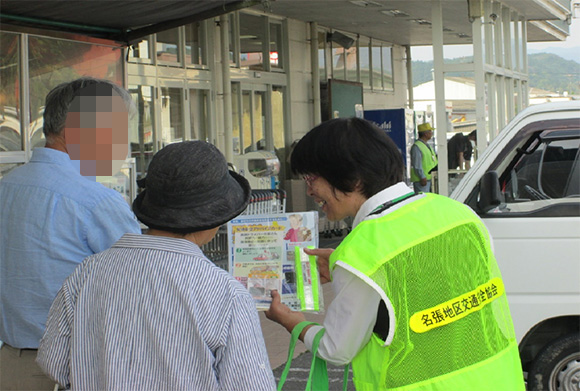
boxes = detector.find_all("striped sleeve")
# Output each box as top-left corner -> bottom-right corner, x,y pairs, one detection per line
36,280 -> 75,388
215,291 -> 276,391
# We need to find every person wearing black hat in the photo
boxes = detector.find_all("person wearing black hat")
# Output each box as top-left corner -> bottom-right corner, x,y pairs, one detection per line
37,141 -> 276,391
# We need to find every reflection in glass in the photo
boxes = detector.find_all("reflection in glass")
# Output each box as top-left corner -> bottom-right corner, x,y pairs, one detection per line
504,138 -> 580,202
160,87 -> 184,146
242,91 -> 252,152
157,28 -> 180,63
28,36 -> 123,150
371,45 -> 381,90
269,23 -> 283,70
254,92 -> 265,150
239,13 -> 265,70
382,46 -> 393,90
318,31 -> 327,82
332,45 -> 346,80
129,38 -> 151,61
128,85 -> 155,179
228,13 -> 238,66
346,46 -> 357,82
189,89 -> 209,141
232,83 -> 241,154
0,32 -> 21,152
272,86 -> 287,180
359,43 -> 370,88
185,22 -> 205,66
272,87 -> 285,150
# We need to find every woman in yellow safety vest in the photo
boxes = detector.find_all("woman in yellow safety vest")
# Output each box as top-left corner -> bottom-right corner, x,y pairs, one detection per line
265,117 -> 525,391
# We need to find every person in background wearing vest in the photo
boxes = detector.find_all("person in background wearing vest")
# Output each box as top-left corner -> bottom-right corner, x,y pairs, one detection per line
265,117 -> 525,390
410,122 -> 438,192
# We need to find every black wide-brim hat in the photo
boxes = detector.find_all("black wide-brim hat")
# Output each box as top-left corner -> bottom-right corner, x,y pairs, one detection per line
132,141 -> 251,233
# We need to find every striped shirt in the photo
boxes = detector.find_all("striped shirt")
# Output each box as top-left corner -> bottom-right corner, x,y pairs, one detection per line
37,233 -> 276,391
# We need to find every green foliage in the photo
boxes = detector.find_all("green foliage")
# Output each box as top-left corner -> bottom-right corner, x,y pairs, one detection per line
412,53 -> 580,95
528,53 -> 580,95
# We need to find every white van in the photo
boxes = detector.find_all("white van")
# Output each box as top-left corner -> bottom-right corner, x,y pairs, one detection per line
451,101 -> 580,390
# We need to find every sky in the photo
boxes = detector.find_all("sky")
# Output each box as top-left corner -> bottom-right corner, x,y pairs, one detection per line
411,3 -> 580,62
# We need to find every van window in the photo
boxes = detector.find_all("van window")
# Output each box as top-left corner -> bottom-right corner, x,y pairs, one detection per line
488,129 -> 580,217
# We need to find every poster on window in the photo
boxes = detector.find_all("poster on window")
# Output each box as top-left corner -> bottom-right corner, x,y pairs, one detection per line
227,212 -> 320,311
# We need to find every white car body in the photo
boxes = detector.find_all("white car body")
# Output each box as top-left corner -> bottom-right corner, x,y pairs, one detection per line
451,101 -> 580,389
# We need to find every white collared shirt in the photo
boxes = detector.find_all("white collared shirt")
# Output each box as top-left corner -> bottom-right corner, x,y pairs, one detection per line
303,182 -> 420,366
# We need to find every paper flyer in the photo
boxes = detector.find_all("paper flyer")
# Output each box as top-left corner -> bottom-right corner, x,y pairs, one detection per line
227,211 -> 319,311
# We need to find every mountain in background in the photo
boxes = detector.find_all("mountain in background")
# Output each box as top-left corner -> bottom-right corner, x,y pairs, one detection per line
527,46 -> 580,63
412,52 -> 580,95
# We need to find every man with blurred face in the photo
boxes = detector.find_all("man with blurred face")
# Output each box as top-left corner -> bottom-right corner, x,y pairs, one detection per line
0,78 -> 141,390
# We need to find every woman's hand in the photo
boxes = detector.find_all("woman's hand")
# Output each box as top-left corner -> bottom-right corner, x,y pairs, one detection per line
265,290 -> 306,333
304,247 -> 334,284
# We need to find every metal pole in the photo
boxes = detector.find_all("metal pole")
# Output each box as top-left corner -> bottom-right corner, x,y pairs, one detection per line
432,0 -> 448,195
405,45 -> 414,109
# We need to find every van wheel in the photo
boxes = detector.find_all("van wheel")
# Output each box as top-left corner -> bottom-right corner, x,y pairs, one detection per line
527,334 -> 580,390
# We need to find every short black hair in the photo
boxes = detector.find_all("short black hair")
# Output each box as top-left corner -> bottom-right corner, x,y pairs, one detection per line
468,130 -> 477,140
291,117 -> 404,199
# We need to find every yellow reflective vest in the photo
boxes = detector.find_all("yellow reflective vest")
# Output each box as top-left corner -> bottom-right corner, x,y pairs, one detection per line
329,193 -> 525,391
410,140 -> 437,182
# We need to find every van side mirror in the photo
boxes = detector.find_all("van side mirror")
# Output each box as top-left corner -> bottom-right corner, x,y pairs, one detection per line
478,171 -> 503,213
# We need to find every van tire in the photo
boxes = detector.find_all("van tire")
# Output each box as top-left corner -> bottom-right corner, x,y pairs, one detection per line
527,333 -> 580,391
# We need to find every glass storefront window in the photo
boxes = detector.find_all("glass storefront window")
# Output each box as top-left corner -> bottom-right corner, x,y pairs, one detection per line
240,13 -> 265,70
228,13 -> 238,66
371,42 -> 381,90
332,44 -> 346,80
254,91 -> 265,150
28,36 -> 123,150
242,91 -> 252,152
185,22 -> 205,66
189,89 -> 209,141
0,32 -> 21,152
382,46 -> 394,90
272,87 -> 285,150
157,28 -> 180,63
269,23 -> 283,70
160,87 -> 184,146
272,86 -> 286,179
232,83 -> 241,154
345,45 -> 357,82
128,37 -> 152,61
128,85 -> 155,179
318,31 -> 327,82
359,40 -> 370,88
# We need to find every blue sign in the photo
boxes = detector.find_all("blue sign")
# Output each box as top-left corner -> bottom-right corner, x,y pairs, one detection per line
364,108 -> 410,164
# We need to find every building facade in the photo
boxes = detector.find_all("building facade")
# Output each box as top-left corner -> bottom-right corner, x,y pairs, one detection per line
0,0 -> 573,200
